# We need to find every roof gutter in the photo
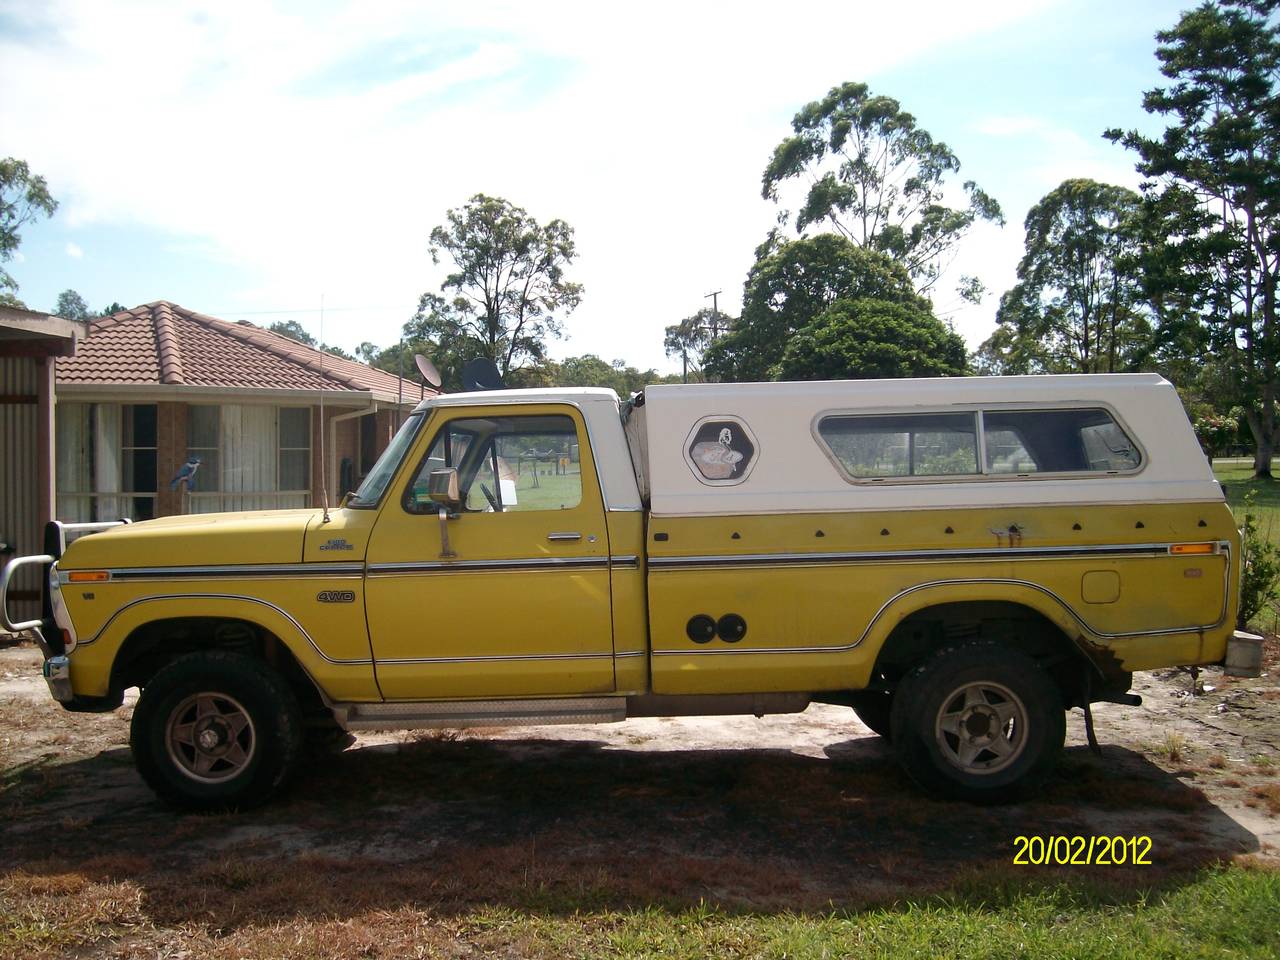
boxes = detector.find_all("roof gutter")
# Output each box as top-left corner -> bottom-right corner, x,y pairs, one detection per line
328,400 -> 380,499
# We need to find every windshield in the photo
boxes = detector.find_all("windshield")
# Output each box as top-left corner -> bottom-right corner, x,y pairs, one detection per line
347,411 -> 425,508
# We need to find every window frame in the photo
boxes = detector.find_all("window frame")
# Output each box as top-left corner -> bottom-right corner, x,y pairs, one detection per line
401,411 -> 587,515
811,401 -> 1147,485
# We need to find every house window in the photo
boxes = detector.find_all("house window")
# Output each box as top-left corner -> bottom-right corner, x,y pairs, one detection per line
186,405 -> 312,513
55,402 -> 158,521
185,405 -> 220,494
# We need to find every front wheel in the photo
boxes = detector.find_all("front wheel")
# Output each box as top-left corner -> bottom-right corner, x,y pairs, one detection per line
130,651 -> 303,810
890,642 -> 1065,803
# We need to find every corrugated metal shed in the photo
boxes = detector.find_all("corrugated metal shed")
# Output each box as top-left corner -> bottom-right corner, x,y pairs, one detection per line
0,308 -> 83,628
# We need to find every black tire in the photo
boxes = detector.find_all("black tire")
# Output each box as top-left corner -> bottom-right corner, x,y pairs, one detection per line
130,650 -> 303,810
849,690 -> 894,740
889,642 -> 1065,804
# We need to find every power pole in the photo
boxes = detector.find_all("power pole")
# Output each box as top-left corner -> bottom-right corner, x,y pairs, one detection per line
704,290 -> 723,337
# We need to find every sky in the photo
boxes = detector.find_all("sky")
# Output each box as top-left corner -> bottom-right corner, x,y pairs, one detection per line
1,0 -> 1188,375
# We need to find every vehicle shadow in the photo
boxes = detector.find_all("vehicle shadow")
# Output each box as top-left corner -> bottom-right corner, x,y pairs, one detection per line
0,732 -> 1260,927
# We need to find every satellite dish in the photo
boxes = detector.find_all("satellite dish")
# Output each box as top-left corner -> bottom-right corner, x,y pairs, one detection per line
413,353 -> 442,388
461,357 -> 506,392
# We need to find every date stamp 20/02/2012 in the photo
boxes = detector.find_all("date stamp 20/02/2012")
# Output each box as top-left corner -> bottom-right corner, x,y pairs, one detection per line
1013,835 -> 1153,866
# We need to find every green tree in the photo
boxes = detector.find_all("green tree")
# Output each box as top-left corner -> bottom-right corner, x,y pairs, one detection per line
704,234 -> 926,382
98,301 -> 128,317
778,299 -> 967,381
360,293 -> 481,392
977,179 -> 1153,374
268,318 -> 317,347
1107,0 -> 1280,476
562,355 -> 660,396
0,157 -> 57,293
53,288 -> 91,321
762,82 -> 1003,296
268,317 -> 355,360
663,307 -> 731,382
428,194 -> 582,378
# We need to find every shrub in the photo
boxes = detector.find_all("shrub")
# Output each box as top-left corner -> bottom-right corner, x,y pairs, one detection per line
1238,491 -> 1280,628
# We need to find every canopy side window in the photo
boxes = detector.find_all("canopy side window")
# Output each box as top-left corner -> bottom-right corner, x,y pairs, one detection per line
983,409 -> 1141,474
817,412 -> 979,481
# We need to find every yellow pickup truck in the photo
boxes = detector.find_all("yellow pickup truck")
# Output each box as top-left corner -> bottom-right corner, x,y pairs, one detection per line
1,374 -> 1260,808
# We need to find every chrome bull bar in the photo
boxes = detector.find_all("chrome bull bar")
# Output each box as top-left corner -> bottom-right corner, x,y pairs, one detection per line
0,553 -> 54,635
1,519 -> 131,641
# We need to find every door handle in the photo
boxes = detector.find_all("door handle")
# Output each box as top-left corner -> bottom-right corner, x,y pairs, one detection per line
547,532 -> 582,542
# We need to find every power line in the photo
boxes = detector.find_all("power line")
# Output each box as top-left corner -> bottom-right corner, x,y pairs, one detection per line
206,304 -> 411,317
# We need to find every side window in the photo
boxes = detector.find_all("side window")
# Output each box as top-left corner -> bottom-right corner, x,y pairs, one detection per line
982,409 -> 1141,474
405,414 -> 583,513
817,413 -> 979,480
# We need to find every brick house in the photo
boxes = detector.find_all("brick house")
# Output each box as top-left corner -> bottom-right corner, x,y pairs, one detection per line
54,301 -> 431,521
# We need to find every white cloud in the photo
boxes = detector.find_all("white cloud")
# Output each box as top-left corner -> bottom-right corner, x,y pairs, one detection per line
1,0 -> 1062,368
64,241 -> 83,258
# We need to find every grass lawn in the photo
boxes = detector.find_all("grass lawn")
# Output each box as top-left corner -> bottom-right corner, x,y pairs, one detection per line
3,861 -> 1277,959
1215,461 -> 1280,547
509,466 -> 583,512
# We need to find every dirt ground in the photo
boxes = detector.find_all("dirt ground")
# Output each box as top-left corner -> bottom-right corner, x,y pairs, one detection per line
1,638 -> 1278,953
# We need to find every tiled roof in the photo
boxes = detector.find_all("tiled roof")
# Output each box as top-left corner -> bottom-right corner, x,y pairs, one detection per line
55,301 -> 430,403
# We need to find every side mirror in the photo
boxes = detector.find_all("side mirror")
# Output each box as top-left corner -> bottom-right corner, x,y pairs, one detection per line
428,468 -> 460,559
427,468 -> 460,509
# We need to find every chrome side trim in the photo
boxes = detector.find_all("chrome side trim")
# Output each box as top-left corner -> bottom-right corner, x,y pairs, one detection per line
651,568 -> 1231,657
614,650 -> 645,658
609,555 -> 640,569
647,541 -> 1204,570
377,651 -> 615,665
337,695 -> 626,730
77,593 -> 372,665
100,562 -> 365,581
367,556 -> 609,575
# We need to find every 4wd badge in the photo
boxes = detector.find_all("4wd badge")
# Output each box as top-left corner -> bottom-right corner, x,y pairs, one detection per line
317,590 -> 356,603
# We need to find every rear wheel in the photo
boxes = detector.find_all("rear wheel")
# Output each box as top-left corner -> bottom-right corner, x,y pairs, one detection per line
890,642 -> 1064,803
130,651 -> 303,810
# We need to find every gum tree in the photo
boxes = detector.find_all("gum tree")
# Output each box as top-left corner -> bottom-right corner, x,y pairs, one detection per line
977,179 -> 1152,374
428,194 -> 583,379
1107,0 -> 1280,476
762,82 -> 1003,298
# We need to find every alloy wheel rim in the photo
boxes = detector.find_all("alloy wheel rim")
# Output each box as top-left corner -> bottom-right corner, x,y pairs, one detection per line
933,680 -> 1028,775
165,692 -> 256,784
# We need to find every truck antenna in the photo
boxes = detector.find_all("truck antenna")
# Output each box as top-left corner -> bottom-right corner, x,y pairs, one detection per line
319,294 -> 331,524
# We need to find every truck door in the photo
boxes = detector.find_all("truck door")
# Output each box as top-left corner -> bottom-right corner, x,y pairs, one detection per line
364,405 -> 615,700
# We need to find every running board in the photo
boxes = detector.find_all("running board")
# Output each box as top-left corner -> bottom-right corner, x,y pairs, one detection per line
334,696 -> 627,732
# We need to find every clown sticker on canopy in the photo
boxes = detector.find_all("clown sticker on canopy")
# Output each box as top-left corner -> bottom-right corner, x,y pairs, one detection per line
686,418 -> 757,484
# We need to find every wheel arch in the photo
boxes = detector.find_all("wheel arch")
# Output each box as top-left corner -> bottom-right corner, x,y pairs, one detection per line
86,597 -> 330,716
858,581 -> 1122,707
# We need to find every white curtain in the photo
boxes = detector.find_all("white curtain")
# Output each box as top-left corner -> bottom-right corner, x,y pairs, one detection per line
55,403 -> 126,521
96,404 -> 121,519
55,403 -> 91,522
220,405 -> 277,511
